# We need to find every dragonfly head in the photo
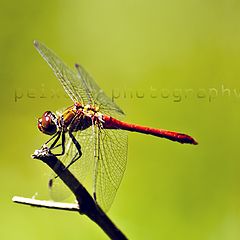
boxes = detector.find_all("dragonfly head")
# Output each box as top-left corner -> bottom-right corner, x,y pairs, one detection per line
38,111 -> 58,135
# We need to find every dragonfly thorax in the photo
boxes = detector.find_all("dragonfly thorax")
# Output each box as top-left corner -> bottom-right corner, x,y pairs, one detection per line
74,102 -> 99,115
58,103 -> 102,132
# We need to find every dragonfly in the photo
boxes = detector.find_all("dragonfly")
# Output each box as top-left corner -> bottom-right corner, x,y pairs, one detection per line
34,40 -> 198,212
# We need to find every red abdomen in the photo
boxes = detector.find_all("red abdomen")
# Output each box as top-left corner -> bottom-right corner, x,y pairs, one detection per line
102,115 -> 198,145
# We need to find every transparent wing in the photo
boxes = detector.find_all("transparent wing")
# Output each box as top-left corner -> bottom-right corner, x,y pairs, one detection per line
49,128 -> 95,201
94,127 -> 128,212
34,40 -> 90,104
75,64 -> 125,118
34,40 -> 125,119
49,125 -> 128,212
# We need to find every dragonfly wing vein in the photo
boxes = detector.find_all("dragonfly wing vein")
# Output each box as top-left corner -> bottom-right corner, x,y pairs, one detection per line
94,128 -> 128,212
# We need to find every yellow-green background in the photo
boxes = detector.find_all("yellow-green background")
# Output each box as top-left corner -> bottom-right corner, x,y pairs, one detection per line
1,0 -> 240,239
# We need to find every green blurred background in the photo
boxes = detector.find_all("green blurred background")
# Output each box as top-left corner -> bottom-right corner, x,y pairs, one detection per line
1,0 -> 240,239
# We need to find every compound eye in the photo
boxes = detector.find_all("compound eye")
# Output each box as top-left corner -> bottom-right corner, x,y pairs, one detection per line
38,111 -> 57,135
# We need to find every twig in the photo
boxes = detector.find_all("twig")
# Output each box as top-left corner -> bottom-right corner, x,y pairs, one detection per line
13,146 -> 127,240
12,196 -> 79,211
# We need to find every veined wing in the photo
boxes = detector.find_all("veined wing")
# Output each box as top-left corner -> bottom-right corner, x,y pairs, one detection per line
34,40 -> 125,118
34,40 -> 91,104
49,123 -> 128,212
93,126 -> 128,212
75,64 -> 125,118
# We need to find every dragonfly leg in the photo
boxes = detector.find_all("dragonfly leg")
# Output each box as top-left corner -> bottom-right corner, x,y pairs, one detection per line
63,131 -> 82,169
41,131 -> 65,155
43,131 -> 59,146
50,131 -> 81,186
43,130 -> 66,156
49,131 -> 61,149
54,131 -> 66,156
49,128 -> 82,185
51,143 -> 61,149
48,132 -> 66,184
49,148 -> 80,186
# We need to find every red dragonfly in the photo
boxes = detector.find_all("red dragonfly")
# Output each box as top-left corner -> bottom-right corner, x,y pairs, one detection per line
34,41 -> 197,211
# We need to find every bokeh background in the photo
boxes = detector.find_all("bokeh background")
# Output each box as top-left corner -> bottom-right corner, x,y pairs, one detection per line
1,0 -> 240,239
